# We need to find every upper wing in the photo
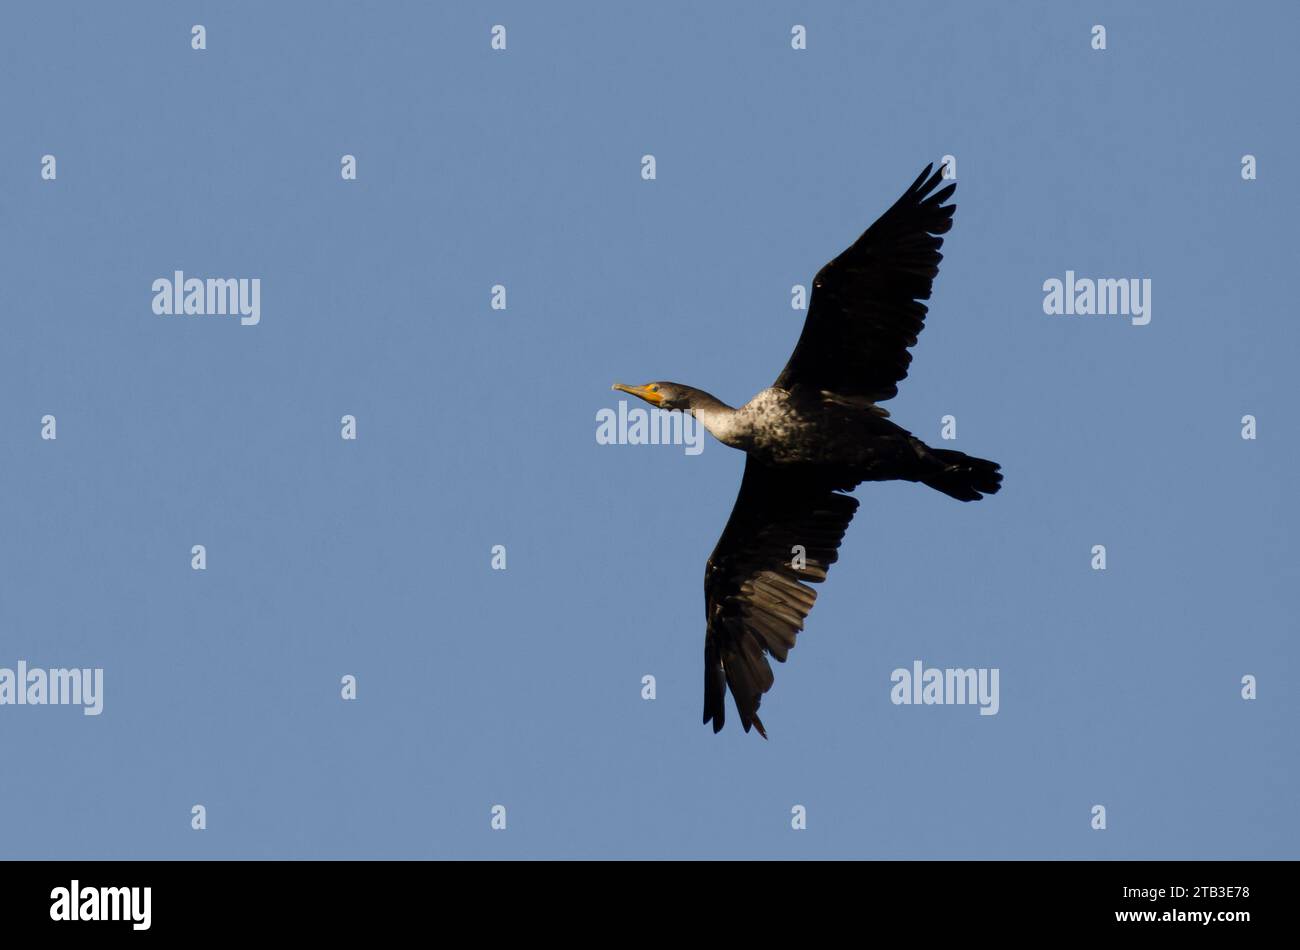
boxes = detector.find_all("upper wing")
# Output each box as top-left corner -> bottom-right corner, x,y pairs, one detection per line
703,458 -> 860,737
774,164 -> 956,403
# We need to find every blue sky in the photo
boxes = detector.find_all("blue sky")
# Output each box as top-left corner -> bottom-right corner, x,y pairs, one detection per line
0,1 -> 1295,858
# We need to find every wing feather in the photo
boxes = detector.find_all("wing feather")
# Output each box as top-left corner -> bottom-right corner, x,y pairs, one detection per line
703,459 -> 859,736
774,163 -> 956,403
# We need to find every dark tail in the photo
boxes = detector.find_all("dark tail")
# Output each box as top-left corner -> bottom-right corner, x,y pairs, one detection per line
920,448 -> 1003,502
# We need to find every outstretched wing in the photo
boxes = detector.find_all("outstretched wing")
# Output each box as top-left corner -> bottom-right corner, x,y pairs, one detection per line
703,458 -> 860,737
775,163 -> 956,403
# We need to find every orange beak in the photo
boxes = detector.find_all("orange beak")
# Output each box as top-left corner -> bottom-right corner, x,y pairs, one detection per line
611,382 -> 664,407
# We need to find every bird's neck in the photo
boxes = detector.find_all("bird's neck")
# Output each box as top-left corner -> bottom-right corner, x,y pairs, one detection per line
688,391 -> 745,448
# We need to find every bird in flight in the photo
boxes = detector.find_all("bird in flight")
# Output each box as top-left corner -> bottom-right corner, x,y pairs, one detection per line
613,164 -> 1002,738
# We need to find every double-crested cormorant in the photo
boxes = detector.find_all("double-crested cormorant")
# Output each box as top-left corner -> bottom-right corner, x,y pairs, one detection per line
613,164 -> 1002,738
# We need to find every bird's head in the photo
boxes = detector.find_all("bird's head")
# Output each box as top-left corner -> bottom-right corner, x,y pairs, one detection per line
611,381 -> 696,412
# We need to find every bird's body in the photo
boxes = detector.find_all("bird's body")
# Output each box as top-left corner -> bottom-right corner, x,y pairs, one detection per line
696,386 -> 920,471
613,163 -> 1002,738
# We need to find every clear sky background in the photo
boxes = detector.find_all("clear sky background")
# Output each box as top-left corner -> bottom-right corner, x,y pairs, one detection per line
1,1 -> 1295,859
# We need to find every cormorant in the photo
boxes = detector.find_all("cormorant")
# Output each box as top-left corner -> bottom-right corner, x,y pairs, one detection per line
613,164 -> 1002,738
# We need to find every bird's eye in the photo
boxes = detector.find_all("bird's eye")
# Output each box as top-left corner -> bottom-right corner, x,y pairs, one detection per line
650,385 -> 659,392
